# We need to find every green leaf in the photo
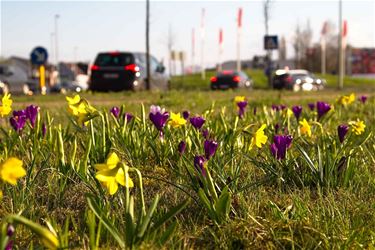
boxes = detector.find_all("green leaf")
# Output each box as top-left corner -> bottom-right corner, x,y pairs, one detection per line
214,187 -> 231,220
86,194 -> 125,249
158,221 -> 178,245
151,199 -> 189,233
137,194 -> 160,238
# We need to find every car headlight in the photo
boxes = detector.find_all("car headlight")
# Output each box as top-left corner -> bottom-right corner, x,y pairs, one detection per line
302,83 -> 313,91
305,77 -> 313,84
0,81 -> 4,88
316,79 -> 322,84
296,79 -> 301,84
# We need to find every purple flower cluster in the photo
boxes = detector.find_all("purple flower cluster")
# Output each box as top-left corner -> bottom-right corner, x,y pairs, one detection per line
190,116 -> 205,130
9,105 -> 40,132
308,103 -> 315,111
149,105 -> 169,137
292,105 -> 302,120
272,104 -> 287,112
359,95 -> 367,104
110,106 -> 120,118
192,139 -> 219,177
194,155 -> 207,176
237,100 -> 248,119
337,124 -> 349,143
270,135 -> 293,160
316,101 -> 331,120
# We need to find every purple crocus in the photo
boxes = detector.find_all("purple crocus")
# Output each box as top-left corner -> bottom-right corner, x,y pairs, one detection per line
7,224 -> 15,237
308,103 -> 315,111
149,105 -> 169,138
271,104 -> 280,112
316,101 -> 331,120
5,240 -> 13,250
194,155 -> 206,176
110,106 -> 120,119
201,128 -> 209,139
280,105 -> 287,110
25,105 -> 39,128
204,139 -> 218,160
189,116 -> 205,130
124,112 -> 133,122
359,95 -> 367,104
10,110 -> 27,132
42,123 -> 47,137
253,106 -> 257,115
292,105 -> 302,120
274,123 -> 280,134
337,124 -> 349,143
178,140 -> 186,155
237,101 -> 248,119
270,135 -> 293,160
182,110 -> 190,120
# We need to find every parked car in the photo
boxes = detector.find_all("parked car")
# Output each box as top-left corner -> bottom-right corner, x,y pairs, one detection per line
0,64 -> 34,95
89,51 -> 169,91
210,71 -> 253,90
272,69 -> 326,91
50,81 -> 83,94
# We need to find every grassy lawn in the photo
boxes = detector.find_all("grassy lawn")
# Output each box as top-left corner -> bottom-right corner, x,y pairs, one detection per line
1,76 -> 374,249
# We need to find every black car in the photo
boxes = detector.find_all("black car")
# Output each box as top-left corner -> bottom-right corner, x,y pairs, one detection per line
272,69 -> 325,91
89,51 -> 169,91
210,71 -> 253,90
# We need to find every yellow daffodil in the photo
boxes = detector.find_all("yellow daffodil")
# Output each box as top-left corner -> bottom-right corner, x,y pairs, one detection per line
250,124 -> 268,149
338,93 -> 356,106
95,152 -> 134,195
0,93 -> 12,117
284,108 -> 293,118
299,118 -> 312,137
234,96 -> 246,104
66,95 -> 97,125
0,157 -> 26,185
169,112 -> 186,128
349,119 -> 366,135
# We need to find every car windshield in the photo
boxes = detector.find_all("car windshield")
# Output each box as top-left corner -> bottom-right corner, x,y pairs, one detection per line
94,53 -> 134,66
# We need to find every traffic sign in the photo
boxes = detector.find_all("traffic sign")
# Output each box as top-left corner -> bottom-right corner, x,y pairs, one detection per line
264,35 -> 278,50
30,46 -> 48,65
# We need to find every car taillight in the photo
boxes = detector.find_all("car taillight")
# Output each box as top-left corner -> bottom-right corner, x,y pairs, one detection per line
210,76 -> 217,82
124,64 -> 140,72
286,76 -> 292,83
91,65 -> 100,71
233,76 -> 241,82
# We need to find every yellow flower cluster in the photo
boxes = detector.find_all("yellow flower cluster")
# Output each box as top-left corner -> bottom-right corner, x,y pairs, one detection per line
66,95 -> 97,125
250,124 -> 268,149
0,157 -> 26,185
338,93 -> 355,106
169,112 -> 186,128
349,119 -> 366,135
95,152 -> 134,195
0,93 -> 13,117
299,119 -> 312,137
234,96 -> 246,104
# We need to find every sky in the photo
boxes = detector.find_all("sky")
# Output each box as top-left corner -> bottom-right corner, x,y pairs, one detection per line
1,0 -> 374,67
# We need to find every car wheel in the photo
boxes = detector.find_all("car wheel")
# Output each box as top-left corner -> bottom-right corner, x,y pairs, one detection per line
0,82 -> 10,94
22,84 -> 31,95
293,84 -> 300,92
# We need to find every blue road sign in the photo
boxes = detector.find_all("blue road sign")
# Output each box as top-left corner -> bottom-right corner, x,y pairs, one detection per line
30,47 -> 48,65
264,36 -> 278,50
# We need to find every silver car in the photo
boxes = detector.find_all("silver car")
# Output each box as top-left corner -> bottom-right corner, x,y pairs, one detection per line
0,64 -> 32,95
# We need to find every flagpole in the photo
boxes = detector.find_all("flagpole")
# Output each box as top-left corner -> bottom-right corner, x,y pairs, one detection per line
218,28 -> 223,72
192,28 -> 195,74
338,0 -> 343,89
237,8 -> 242,72
201,8 -> 206,80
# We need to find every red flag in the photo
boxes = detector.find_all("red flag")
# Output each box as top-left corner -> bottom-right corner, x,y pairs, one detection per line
219,28 -> 223,45
342,20 -> 348,37
321,21 -> 328,35
237,8 -> 242,28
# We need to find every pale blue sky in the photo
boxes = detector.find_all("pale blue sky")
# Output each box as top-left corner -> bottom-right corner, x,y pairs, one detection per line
1,0 -> 374,67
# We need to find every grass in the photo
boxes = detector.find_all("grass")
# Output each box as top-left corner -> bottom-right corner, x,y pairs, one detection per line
1,78 -> 374,249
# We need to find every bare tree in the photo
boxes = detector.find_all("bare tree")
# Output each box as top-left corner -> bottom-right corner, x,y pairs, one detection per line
293,20 -> 313,68
145,0 -> 151,90
278,36 -> 286,61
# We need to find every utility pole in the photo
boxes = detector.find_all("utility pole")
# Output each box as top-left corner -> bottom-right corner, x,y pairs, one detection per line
264,0 -> 272,88
145,0 -> 151,90
200,8 -> 205,80
54,14 -> 59,66
338,0 -> 343,89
